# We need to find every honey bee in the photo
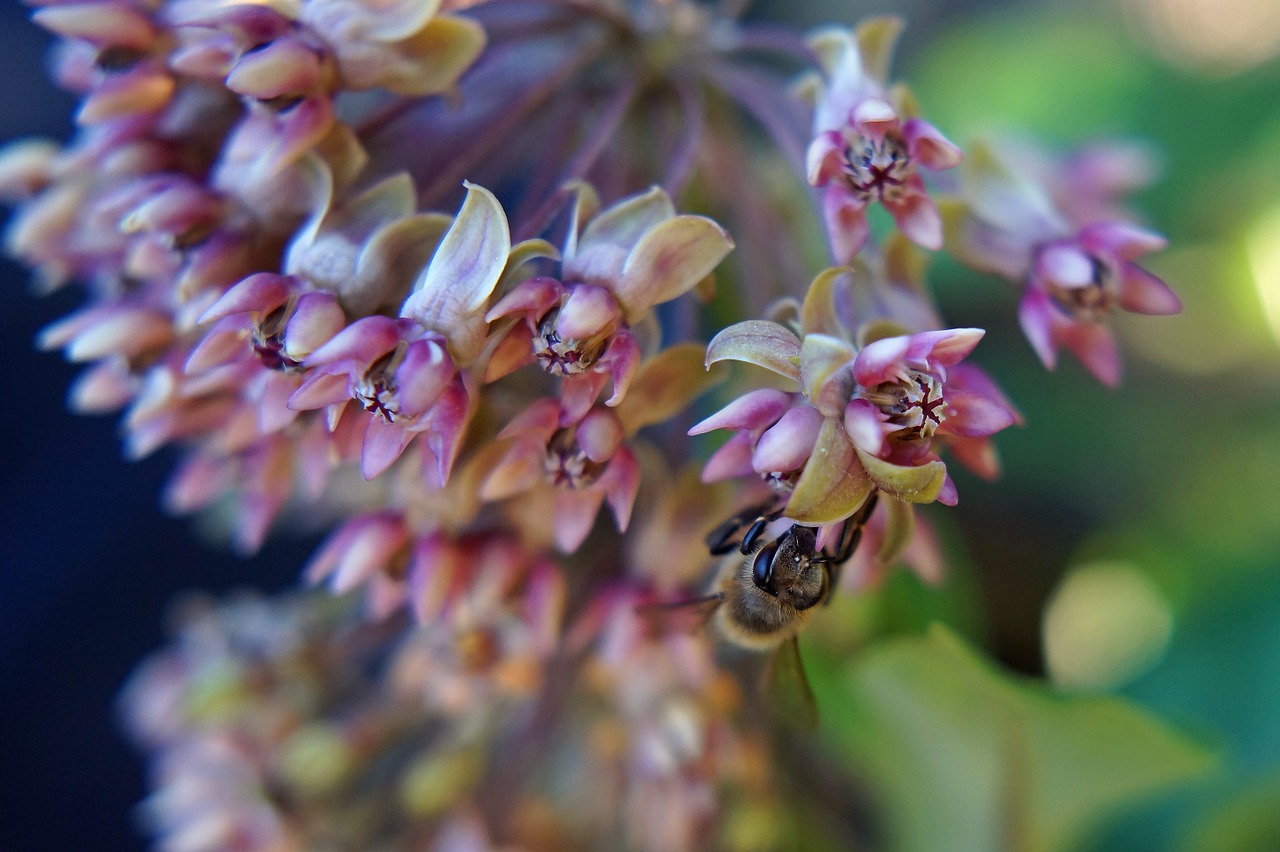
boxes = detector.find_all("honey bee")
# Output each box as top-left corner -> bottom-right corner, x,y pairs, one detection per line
702,491 -> 879,650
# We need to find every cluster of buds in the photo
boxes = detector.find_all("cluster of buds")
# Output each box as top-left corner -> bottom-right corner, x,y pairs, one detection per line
4,0 -> 1181,848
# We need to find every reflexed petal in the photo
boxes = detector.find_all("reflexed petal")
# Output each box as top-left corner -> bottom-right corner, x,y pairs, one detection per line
481,442 -> 545,500
258,371 -> 302,434
420,379 -> 470,486
331,515 -> 410,593
289,367 -> 352,411
34,3 -> 156,50
753,405 -> 823,473
394,338 -> 453,418
225,38 -> 323,100
855,447 -> 946,503
554,487 -> 605,553
823,184 -> 870,264
601,447 -> 640,532
599,332 -> 643,407
876,497 -> 915,565
361,418 -> 415,479
851,97 -> 898,131
485,276 -> 565,323
887,190 -> 942,251
305,315 -> 402,366
558,372 -> 609,426
705,321 -> 802,382
200,273 -> 291,324
940,389 -> 1016,437
185,317 -> 249,373
852,334 -> 912,387
498,398 -> 560,442
701,432 -> 755,482
1080,221 -> 1167,259
903,118 -> 962,170
806,131 -> 847,186
616,215 -> 734,322
786,417 -> 875,524
1018,288 -> 1058,369
1119,264 -> 1181,315
1062,322 -> 1122,387
906,327 -> 985,370
935,474 -> 958,506
688,388 -> 792,436
484,323 -> 535,382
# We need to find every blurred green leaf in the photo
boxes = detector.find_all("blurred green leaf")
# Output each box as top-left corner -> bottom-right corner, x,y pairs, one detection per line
812,626 -> 1214,852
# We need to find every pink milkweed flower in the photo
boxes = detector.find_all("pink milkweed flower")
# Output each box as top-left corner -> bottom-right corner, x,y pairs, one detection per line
486,184 -> 733,422
944,141 -> 1181,385
481,398 -> 640,554
693,268 -> 1015,522
290,182 -> 531,483
797,18 -> 962,262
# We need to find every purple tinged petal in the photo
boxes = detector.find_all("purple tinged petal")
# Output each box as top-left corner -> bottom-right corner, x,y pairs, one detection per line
887,189 -> 943,251
615,215 -> 734,322
67,307 -> 173,362
331,515 -> 410,593
806,131 -> 847,186
907,327 -> 985,370
69,361 -> 137,414
903,118 -> 962,170
394,338 -> 453,418
401,182 -> 511,361
688,388 -> 791,436
613,341 -> 720,431
785,417 -> 874,524
34,3 -> 156,50
843,398 -> 887,455
263,97 -> 335,175
599,331 -> 643,408
602,448 -> 640,532
361,418 -> 415,480
498,399 -> 560,442
225,39 -> 323,100
578,409 -> 624,463
258,372 -> 301,434
753,405 -> 823,473
705,320 -> 802,382
484,276 -> 563,323
1079,221 -> 1167,259
1018,289 -> 1058,370
283,292 -> 346,360
421,379 -> 470,486
1062,323 -> 1122,387
823,183 -> 871,264
940,389 -> 1016,437
935,474 -> 958,506
305,315 -> 402,366
185,317 -> 249,373
199,273 -> 291,324
701,432 -> 755,482
800,333 -> 857,417
558,372 -> 609,426
289,368 -> 352,411
854,447 -> 946,503
555,283 -> 620,339
480,441 -> 544,500
1119,264 -> 1181,315
554,487 -> 605,553
853,334 -> 912,387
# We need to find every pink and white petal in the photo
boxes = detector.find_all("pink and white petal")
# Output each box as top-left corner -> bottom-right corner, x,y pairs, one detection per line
484,324 -> 536,382
577,409 -> 624,463
554,488 -> 605,553
361,418 -> 415,480
701,432 -> 756,483
498,397 -> 561,441
935,473 -> 958,506
600,448 -> 640,532
484,276 -> 564,323
262,96 -> 335,176
394,338 -> 453,419
480,442 -> 545,500
823,184 -> 870,265
616,215 -> 734,322
559,372 -> 609,426
1017,289 -> 1059,370
939,389 -> 1016,437
305,315 -> 402,366
886,190 -> 943,251
903,118 -> 963,170
289,367 -> 353,411
330,514 -> 410,594
185,318 -> 249,373
843,398 -> 887,455
283,291 -> 345,360
688,387 -> 792,436
258,371 -> 302,434
753,405 -> 823,473
198,272 -> 290,324
1062,322 -> 1122,387
305,520 -> 362,585
420,379 -> 471,486
806,131 -> 848,186
705,321 -> 802,382
906,327 -> 985,371
599,331 -> 642,407
853,334 -> 912,387
555,283 -> 619,340
1080,221 -> 1166,260
1118,263 -> 1181,315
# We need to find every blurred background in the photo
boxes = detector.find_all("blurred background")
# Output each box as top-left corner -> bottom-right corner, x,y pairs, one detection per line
1,0 -> 1278,849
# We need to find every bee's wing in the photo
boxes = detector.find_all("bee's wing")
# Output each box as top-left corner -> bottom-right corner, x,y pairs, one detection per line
635,593 -> 723,635
768,635 -> 819,730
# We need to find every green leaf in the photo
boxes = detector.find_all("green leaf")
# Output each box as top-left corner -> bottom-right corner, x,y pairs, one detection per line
813,627 -> 1215,852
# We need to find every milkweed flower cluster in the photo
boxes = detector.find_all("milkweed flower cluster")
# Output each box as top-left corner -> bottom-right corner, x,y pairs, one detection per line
4,1 -> 1179,848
